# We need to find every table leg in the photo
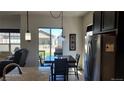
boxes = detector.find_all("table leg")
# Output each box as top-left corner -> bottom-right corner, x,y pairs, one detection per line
51,63 -> 53,81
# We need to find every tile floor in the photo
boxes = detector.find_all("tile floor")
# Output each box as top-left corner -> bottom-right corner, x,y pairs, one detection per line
0,66 -> 84,81
40,66 -> 84,81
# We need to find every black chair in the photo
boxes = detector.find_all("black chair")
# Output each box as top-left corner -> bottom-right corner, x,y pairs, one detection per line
68,54 -> 80,80
19,48 -> 28,67
39,55 -> 52,67
39,50 -> 45,66
39,55 -> 44,66
50,58 -> 68,81
54,48 -> 63,56
0,48 -> 28,79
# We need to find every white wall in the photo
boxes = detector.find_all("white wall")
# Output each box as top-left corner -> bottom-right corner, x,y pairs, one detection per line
81,12 -> 94,70
20,13 -> 84,67
63,16 -> 83,68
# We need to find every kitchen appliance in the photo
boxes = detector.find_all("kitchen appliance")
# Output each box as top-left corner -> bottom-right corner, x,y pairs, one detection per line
92,34 -> 116,81
84,25 -> 95,80
84,25 -> 116,81
84,34 -> 101,80
91,11 -> 124,80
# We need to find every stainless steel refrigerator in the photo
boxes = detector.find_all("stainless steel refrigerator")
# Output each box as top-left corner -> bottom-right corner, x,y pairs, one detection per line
84,33 -> 116,81
84,32 -> 98,80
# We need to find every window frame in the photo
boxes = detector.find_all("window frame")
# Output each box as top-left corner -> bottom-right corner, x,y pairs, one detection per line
0,29 -> 20,54
38,27 -> 63,58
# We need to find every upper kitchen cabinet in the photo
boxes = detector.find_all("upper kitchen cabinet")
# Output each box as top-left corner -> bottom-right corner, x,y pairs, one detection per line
101,11 -> 117,31
93,12 -> 101,34
93,11 -> 117,34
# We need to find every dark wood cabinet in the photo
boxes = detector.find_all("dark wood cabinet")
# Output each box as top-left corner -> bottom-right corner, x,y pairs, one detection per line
101,34 -> 116,80
101,11 -> 116,31
115,12 -> 124,79
93,11 -> 117,34
93,12 -> 101,34
92,11 -> 124,80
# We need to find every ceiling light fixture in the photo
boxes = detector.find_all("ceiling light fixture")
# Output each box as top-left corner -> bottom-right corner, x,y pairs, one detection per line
25,11 -> 31,41
50,11 -> 65,40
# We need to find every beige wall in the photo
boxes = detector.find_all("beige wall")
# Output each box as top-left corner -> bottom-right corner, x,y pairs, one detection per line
81,11 -> 94,70
63,16 -> 83,68
20,13 -> 84,67
20,14 -> 62,66
0,15 -> 20,29
0,12 -> 93,68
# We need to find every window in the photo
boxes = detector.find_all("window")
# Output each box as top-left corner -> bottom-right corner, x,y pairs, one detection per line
39,28 -> 63,59
0,33 -> 9,52
10,33 -> 20,54
0,29 -> 20,54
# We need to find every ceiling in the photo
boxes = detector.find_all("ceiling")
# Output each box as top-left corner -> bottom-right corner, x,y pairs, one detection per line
0,11 -> 88,17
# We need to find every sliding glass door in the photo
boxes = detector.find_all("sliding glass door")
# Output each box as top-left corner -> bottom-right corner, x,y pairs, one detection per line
51,29 -> 63,56
39,28 -> 63,59
39,28 -> 50,59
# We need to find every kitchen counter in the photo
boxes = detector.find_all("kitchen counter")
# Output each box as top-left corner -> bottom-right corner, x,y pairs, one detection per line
0,67 -> 50,81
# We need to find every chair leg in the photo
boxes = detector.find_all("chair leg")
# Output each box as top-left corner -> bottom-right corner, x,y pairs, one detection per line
39,58 -> 44,66
76,72 -> 79,80
76,68 -> 79,80
64,75 -> 68,81
54,75 -> 56,81
66,74 -> 68,81
64,75 -> 66,81
74,68 -> 76,76
74,68 -> 79,80
49,75 -> 51,81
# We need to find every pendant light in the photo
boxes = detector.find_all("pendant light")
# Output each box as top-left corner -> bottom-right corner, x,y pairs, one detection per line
50,11 -> 65,41
61,11 -> 65,41
25,11 -> 31,41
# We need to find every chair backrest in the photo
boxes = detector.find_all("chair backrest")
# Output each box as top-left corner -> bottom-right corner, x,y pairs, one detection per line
13,48 -> 28,67
0,50 -> 23,78
19,48 -> 28,67
54,48 -> 63,56
54,58 -> 68,75
75,54 -> 80,65
0,48 -> 28,78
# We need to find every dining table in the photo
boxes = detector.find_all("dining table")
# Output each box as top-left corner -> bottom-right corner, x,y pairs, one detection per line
44,55 -> 76,80
44,55 -> 76,63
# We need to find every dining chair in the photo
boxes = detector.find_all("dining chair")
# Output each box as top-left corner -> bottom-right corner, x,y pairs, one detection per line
68,54 -> 80,80
54,48 -> 63,56
39,55 -> 52,67
49,58 -> 68,81
39,55 -> 44,66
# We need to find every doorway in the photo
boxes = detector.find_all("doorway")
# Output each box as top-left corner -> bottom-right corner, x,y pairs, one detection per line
38,28 -> 63,60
